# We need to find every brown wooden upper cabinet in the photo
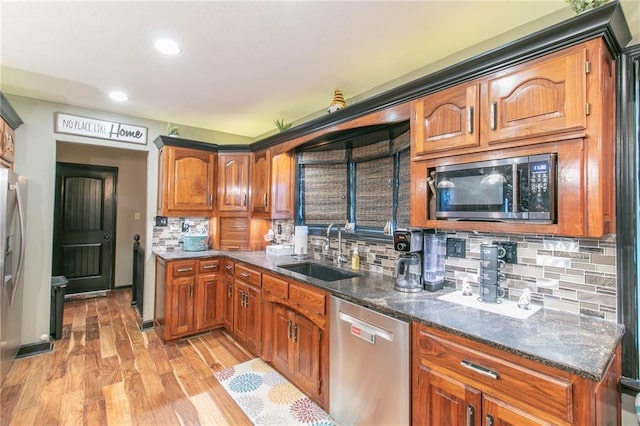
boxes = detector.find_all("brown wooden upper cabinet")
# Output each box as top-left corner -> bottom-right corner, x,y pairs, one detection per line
218,153 -> 250,214
412,41 -> 590,161
157,145 -> 216,217
410,38 -> 615,237
251,148 -> 294,219
412,84 -> 480,157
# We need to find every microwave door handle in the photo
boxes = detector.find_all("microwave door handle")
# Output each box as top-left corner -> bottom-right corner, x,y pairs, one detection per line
512,164 -> 519,213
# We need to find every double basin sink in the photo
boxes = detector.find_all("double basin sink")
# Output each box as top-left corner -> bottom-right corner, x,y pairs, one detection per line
277,261 -> 360,282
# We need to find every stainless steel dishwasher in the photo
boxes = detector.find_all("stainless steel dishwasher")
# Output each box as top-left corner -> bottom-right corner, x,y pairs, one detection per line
330,296 -> 410,425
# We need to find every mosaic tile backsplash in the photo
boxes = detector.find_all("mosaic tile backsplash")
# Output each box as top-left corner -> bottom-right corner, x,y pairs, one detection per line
153,217 -> 209,251
153,217 -> 617,322
272,220 -> 617,322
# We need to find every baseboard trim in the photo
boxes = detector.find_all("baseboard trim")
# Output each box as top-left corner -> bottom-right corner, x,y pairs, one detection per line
140,320 -> 154,331
16,341 -> 53,358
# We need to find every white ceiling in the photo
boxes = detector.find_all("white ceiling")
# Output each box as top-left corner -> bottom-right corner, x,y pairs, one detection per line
1,1 -> 638,139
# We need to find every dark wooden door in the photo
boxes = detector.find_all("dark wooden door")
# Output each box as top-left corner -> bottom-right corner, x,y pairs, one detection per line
53,163 -> 117,294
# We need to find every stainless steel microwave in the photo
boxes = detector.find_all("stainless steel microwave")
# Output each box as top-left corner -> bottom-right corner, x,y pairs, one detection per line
435,154 -> 556,222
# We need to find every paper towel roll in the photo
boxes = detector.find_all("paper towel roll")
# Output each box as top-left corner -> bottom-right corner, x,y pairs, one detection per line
294,226 -> 308,255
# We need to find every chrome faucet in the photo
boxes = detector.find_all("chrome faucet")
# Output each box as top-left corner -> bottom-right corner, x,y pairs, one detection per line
326,223 -> 348,265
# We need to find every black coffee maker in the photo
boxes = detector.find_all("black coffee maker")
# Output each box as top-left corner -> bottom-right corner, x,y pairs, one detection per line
393,229 -> 423,293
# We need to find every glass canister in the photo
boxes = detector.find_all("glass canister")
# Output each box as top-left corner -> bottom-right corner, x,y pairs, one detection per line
423,233 -> 445,291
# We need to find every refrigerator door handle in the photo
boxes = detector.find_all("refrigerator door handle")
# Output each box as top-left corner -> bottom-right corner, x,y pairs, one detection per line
10,182 -> 25,305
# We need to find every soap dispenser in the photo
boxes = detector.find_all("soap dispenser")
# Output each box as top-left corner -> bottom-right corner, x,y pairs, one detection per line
351,246 -> 360,270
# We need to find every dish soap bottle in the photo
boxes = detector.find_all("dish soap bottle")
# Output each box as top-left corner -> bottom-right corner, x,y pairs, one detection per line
351,246 -> 360,270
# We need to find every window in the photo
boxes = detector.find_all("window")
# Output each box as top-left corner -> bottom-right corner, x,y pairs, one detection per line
296,124 -> 410,235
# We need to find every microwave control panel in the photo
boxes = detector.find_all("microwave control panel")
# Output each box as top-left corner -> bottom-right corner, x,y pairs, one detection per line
527,154 -> 556,220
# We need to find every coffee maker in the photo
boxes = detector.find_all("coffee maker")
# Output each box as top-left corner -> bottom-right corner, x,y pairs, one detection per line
393,229 -> 423,293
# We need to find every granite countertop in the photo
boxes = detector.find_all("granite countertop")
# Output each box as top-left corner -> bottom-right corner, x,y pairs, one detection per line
153,248 -> 624,382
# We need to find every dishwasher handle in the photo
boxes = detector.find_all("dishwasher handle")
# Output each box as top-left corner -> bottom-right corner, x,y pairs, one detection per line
338,311 -> 394,344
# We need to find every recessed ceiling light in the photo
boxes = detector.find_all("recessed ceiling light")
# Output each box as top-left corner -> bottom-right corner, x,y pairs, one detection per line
109,91 -> 129,102
155,38 -> 182,55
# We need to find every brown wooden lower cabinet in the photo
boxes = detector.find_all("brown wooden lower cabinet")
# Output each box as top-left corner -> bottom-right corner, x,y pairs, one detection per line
412,323 -> 621,426
262,272 -> 329,409
233,263 -> 262,356
222,271 -> 235,331
154,257 -> 223,342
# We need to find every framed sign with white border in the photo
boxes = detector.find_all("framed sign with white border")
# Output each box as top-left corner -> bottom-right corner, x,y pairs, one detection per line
54,112 -> 148,145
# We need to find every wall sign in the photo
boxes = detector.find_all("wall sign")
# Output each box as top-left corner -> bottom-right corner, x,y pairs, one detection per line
54,113 -> 148,145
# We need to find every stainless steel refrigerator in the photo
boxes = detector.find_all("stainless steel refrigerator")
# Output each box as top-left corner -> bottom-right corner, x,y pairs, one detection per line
0,168 -> 26,386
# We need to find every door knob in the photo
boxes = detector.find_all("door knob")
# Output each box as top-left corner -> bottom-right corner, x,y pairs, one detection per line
104,234 -> 111,240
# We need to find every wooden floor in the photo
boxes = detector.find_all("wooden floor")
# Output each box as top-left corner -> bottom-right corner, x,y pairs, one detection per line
0,289 -> 253,426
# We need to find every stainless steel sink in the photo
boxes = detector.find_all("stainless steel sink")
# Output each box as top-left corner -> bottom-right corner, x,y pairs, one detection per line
277,262 -> 360,282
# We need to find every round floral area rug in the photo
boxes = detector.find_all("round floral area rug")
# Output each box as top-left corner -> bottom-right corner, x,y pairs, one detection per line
214,358 -> 338,426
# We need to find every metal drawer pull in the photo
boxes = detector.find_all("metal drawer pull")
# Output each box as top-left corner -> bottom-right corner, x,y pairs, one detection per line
466,404 -> 475,426
202,264 -> 217,269
467,106 -> 474,134
263,193 -> 268,206
287,320 -> 293,339
176,267 -> 193,272
460,360 -> 499,380
293,324 -> 298,342
490,101 -> 497,130
485,414 -> 494,426
225,265 -> 233,270
240,272 -> 250,278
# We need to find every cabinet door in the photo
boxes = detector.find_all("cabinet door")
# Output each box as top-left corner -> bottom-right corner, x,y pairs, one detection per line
219,217 -> 249,250
431,369 -> 482,426
218,153 -> 250,212
166,147 -> 215,214
251,149 -> 271,214
233,282 -> 247,342
292,312 -> 321,399
482,395 -> 553,426
483,47 -> 586,144
244,284 -> 262,355
196,273 -> 222,331
413,84 -> 480,156
272,305 -> 292,373
222,274 -> 234,331
168,276 -> 195,337
270,152 -> 295,219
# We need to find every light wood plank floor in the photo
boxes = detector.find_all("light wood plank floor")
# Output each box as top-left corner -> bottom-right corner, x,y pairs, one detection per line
0,289 -> 253,426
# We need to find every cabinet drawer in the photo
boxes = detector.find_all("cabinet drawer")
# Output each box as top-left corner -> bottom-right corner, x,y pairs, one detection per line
223,260 -> 235,276
235,263 -> 262,287
170,260 -> 197,277
198,258 -> 220,273
289,282 -> 325,316
263,274 -> 288,299
415,327 -> 573,422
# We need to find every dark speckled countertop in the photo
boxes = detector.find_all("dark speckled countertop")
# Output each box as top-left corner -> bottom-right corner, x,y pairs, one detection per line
154,249 -> 624,382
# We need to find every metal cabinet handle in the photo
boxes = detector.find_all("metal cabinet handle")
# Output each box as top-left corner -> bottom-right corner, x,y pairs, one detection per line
240,272 -> 250,278
466,404 -> 475,426
227,284 -> 233,298
202,264 -> 217,269
490,101 -> 497,130
189,283 -> 193,298
243,193 -> 247,206
176,267 -> 193,272
244,292 -> 249,307
485,414 -> 494,426
209,193 -> 213,206
263,193 -> 268,206
287,320 -> 293,339
225,265 -> 233,271
460,360 -> 499,380
293,323 -> 298,342
467,106 -> 474,134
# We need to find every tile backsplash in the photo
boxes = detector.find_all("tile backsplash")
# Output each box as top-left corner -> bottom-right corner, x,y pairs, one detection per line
273,220 -> 617,322
153,217 -> 209,251
155,217 -> 617,322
